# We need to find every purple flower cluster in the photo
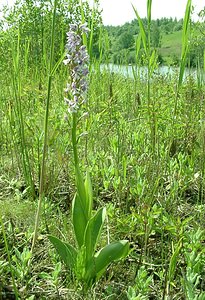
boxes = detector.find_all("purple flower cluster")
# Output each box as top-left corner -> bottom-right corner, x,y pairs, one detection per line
64,23 -> 90,114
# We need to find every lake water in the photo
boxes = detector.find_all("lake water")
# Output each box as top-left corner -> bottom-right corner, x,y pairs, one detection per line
100,63 -> 204,82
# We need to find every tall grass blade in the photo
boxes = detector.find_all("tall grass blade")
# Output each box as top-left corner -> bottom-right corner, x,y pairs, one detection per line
136,32 -> 142,62
0,216 -> 19,299
178,0 -> 192,89
31,0 -> 58,254
147,0 -> 152,26
11,29 -> 35,199
132,4 -> 147,53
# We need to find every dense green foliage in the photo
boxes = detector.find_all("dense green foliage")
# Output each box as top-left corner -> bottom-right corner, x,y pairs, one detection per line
0,0 -> 102,71
103,13 -> 204,67
0,0 -> 205,299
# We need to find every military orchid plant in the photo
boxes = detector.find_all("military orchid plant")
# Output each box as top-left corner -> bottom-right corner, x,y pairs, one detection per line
48,23 -> 129,288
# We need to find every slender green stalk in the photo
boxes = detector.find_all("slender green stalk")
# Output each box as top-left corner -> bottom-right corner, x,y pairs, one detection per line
24,38 -> 30,77
31,0 -> 58,254
0,215 -> 19,299
174,0 -> 192,114
132,0 -> 157,153
88,0 -> 96,60
72,113 -> 79,168
12,29 -> 35,199
204,49 -> 205,73
147,0 -> 156,152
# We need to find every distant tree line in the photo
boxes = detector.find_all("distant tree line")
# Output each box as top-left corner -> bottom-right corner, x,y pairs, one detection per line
101,17 -> 182,64
100,14 -> 205,67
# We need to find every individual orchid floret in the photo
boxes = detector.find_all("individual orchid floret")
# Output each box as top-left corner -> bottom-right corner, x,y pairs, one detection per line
80,23 -> 90,34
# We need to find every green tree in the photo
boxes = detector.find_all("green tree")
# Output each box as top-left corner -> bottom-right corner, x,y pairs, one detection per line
1,0 -> 102,68
151,22 -> 161,48
118,31 -> 134,49
190,7 -> 205,67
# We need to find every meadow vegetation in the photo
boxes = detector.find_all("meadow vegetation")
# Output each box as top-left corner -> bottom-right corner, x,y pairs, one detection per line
0,0 -> 205,299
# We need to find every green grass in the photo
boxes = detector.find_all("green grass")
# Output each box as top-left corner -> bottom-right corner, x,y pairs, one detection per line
159,30 -> 182,63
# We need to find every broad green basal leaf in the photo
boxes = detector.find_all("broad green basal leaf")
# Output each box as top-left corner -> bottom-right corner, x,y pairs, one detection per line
94,240 -> 129,279
84,207 -> 106,260
84,171 -> 93,219
48,235 -> 77,269
72,193 -> 88,248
